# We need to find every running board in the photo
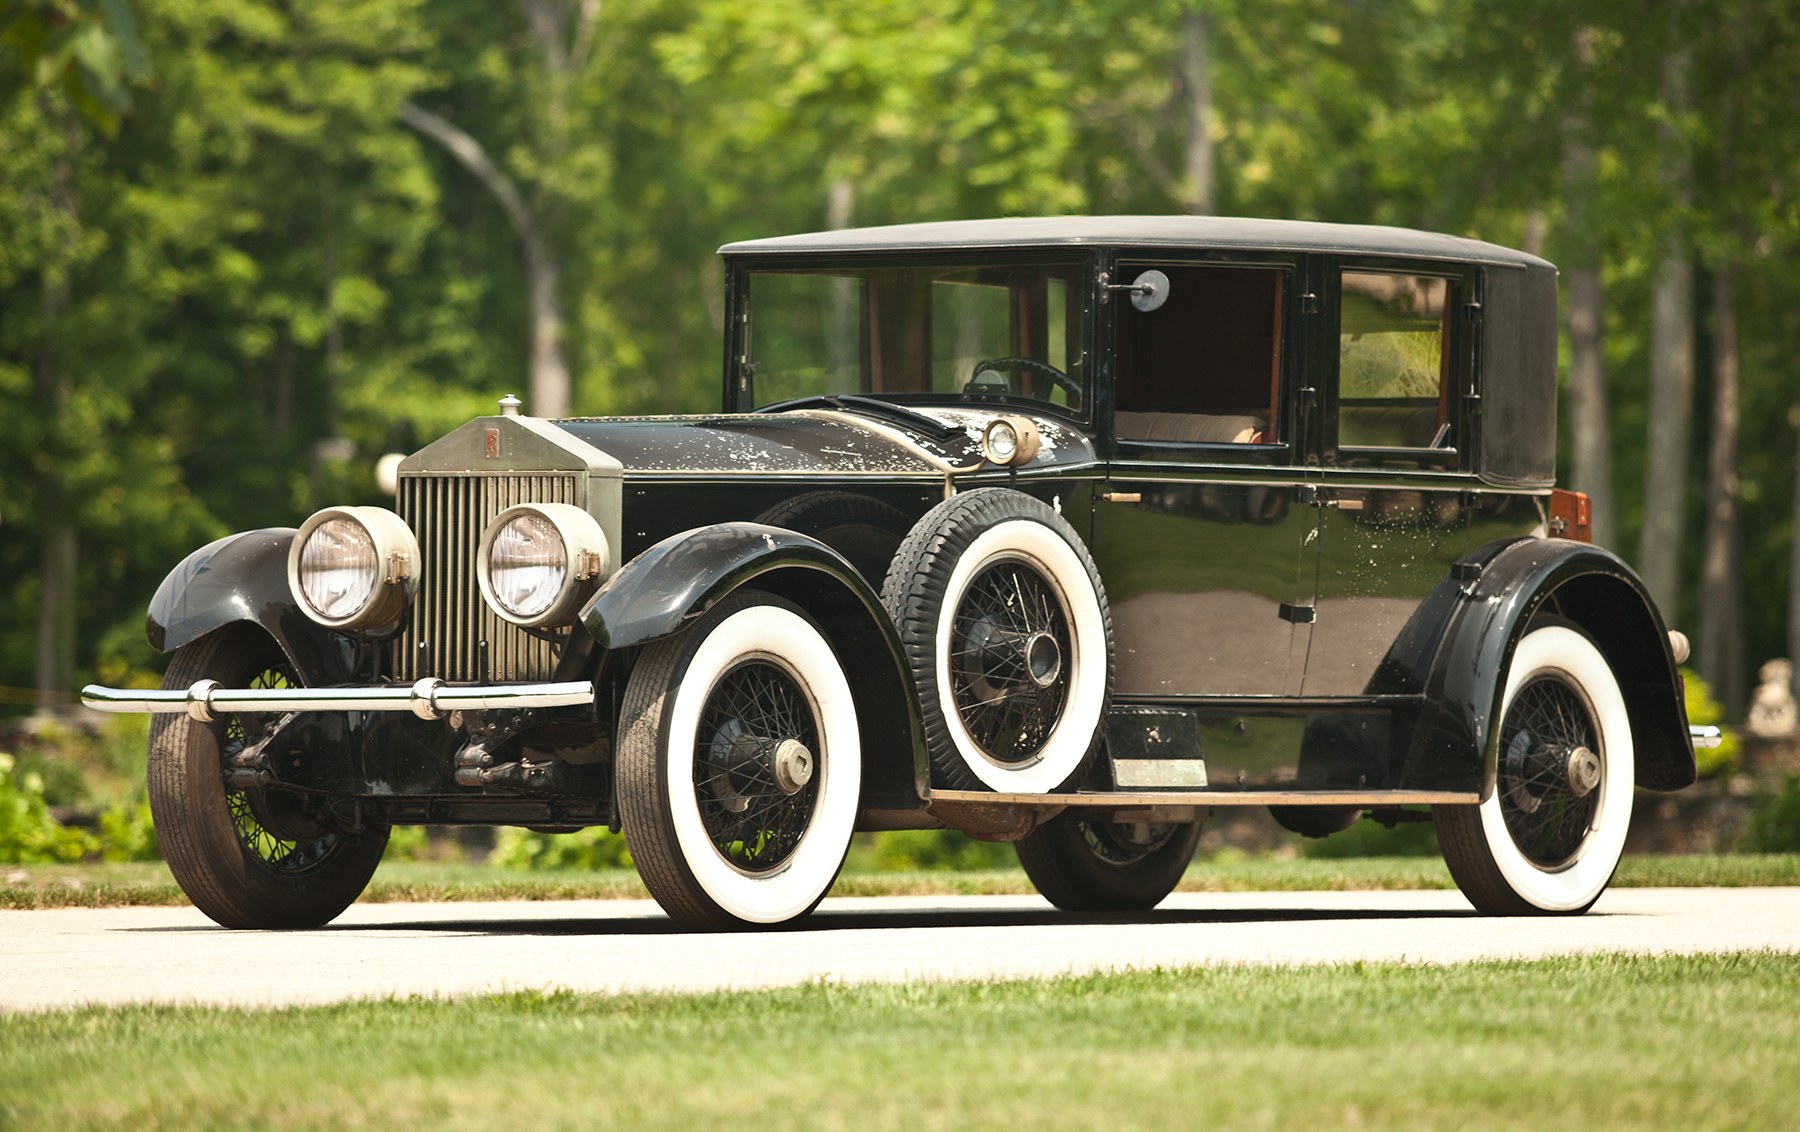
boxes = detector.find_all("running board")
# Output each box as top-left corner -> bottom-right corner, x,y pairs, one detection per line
929,788 -> 1479,808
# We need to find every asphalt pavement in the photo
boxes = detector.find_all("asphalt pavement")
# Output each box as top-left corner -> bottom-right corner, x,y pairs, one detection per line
4,887 -> 1797,1013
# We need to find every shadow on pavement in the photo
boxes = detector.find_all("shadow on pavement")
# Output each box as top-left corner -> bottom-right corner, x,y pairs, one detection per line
120,902 -> 1485,937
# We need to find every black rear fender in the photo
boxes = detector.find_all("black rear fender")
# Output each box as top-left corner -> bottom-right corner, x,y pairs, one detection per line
1406,537 -> 1695,796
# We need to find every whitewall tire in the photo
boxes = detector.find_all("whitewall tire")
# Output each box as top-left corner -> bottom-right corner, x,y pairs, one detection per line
618,590 -> 861,929
883,489 -> 1113,793
1435,624 -> 1634,915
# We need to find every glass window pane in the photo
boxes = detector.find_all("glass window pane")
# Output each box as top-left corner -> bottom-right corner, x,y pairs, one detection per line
744,263 -> 1085,412
1339,272 -> 1449,449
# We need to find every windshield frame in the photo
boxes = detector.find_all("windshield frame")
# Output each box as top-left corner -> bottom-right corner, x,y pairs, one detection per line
722,249 -> 1100,426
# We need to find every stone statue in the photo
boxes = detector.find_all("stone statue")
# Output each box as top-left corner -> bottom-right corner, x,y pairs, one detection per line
1745,658 -> 1798,739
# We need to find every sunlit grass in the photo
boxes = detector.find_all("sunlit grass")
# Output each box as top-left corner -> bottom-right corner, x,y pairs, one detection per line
5,853 -> 1798,911
4,954 -> 1797,1130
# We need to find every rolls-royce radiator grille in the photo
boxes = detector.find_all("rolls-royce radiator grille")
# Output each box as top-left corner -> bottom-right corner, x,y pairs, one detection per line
393,472 -> 581,682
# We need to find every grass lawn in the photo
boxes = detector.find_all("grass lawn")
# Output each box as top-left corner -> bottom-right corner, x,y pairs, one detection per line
3,953 -> 1797,1129
5,853 -> 1799,911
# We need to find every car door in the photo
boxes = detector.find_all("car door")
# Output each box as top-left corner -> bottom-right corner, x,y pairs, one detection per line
1088,256 -> 1317,698
1296,259 -> 1477,698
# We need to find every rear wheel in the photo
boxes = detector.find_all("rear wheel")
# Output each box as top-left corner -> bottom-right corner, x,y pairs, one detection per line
1434,624 -> 1633,915
1015,816 -> 1200,911
618,590 -> 861,929
147,627 -> 387,929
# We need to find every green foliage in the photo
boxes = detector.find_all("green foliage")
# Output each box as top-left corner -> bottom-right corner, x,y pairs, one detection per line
1683,667 -> 1740,777
847,830 -> 1016,871
1744,776 -> 1800,853
490,825 -> 633,871
94,797 -> 157,861
1298,813 -> 1440,858
0,0 -> 151,135
0,752 -> 99,863
3,0 -> 1798,722
381,824 -> 433,862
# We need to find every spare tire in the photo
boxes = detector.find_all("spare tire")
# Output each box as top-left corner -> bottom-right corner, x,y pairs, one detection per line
881,488 -> 1112,793
755,490 -> 910,587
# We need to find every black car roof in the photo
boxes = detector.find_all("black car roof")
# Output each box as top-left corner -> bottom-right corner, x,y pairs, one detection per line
720,215 -> 1554,271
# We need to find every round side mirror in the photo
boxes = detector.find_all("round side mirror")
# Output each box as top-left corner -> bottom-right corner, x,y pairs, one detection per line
1130,269 -> 1171,312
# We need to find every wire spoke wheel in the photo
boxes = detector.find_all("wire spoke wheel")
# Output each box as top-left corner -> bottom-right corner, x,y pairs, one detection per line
1016,815 -> 1201,912
883,488 -> 1112,793
1497,675 -> 1601,868
949,559 -> 1072,763
221,663 -> 344,877
1434,623 -> 1634,916
147,626 -> 387,929
618,590 -> 861,929
1079,820 -> 1182,865
695,659 -> 822,873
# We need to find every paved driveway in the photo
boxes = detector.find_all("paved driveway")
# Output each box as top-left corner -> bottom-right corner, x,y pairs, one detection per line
4,887 -> 1797,1012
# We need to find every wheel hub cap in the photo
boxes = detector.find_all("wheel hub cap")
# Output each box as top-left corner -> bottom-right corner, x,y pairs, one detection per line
1023,630 -> 1062,689
773,738 -> 814,795
1565,745 -> 1601,797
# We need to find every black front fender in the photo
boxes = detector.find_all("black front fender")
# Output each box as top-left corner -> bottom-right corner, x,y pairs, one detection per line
1404,537 -> 1696,796
581,523 -> 867,649
147,528 -> 358,686
582,522 -> 929,809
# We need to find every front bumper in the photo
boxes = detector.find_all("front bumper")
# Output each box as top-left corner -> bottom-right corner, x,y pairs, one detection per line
80,678 -> 594,722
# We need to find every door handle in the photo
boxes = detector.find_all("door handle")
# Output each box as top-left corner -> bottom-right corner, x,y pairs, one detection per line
1099,491 -> 1142,504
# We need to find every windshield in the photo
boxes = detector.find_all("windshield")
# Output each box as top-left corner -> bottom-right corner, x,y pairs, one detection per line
738,261 -> 1089,415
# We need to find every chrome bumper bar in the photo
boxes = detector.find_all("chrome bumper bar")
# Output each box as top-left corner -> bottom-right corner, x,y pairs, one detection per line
79,678 -> 594,723
1690,724 -> 1723,749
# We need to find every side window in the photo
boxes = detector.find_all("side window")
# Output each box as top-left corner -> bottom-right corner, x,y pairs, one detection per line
1337,271 -> 1451,451
1113,265 -> 1284,447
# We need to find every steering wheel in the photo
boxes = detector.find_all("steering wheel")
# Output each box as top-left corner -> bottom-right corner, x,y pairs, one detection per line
968,357 -> 1082,401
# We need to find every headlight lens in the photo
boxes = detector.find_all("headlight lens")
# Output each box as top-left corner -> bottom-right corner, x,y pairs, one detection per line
486,512 -> 567,620
288,506 -> 418,630
299,519 -> 378,620
981,416 -> 1041,466
478,503 -> 610,627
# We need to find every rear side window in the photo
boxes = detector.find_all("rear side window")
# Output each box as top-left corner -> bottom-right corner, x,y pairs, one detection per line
1338,271 -> 1451,450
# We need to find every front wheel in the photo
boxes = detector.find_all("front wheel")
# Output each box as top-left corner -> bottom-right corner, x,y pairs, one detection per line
1434,624 -> 1634,915
618,590 -> 861,929
1015,817 -> 1201,912
147,627 -> 388,929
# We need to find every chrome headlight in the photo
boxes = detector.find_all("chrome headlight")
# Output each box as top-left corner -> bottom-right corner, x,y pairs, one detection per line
981,416 -> 1042,466
288,506 -> 419,630
477,503 -> 611,627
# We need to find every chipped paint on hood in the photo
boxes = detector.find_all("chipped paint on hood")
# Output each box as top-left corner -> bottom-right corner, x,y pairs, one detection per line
554,408 -> 1094,477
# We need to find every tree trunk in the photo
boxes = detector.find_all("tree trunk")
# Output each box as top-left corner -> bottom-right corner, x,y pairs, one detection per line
399,101 -> 570,418
1560,29 -> 1615,548
1638,48 -> 1695,616
1699,262 -> 1745,711
827,180 -> 857,382
34,114 -> 78,712
1180,6 -> 1214,215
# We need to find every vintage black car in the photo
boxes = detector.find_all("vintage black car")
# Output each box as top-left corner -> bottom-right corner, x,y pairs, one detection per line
84,216 -> 1716,930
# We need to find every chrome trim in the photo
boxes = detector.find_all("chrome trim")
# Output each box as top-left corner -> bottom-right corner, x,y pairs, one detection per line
395,470 -> 580,682
80,679 -> 594,716
1690,724 -> 1723,750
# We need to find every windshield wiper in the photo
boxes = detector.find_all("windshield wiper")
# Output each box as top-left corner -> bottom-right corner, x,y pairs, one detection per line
756,394 -> 965,441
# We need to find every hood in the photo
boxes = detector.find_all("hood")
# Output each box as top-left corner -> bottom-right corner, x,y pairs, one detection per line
552,407 -> 1095,477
